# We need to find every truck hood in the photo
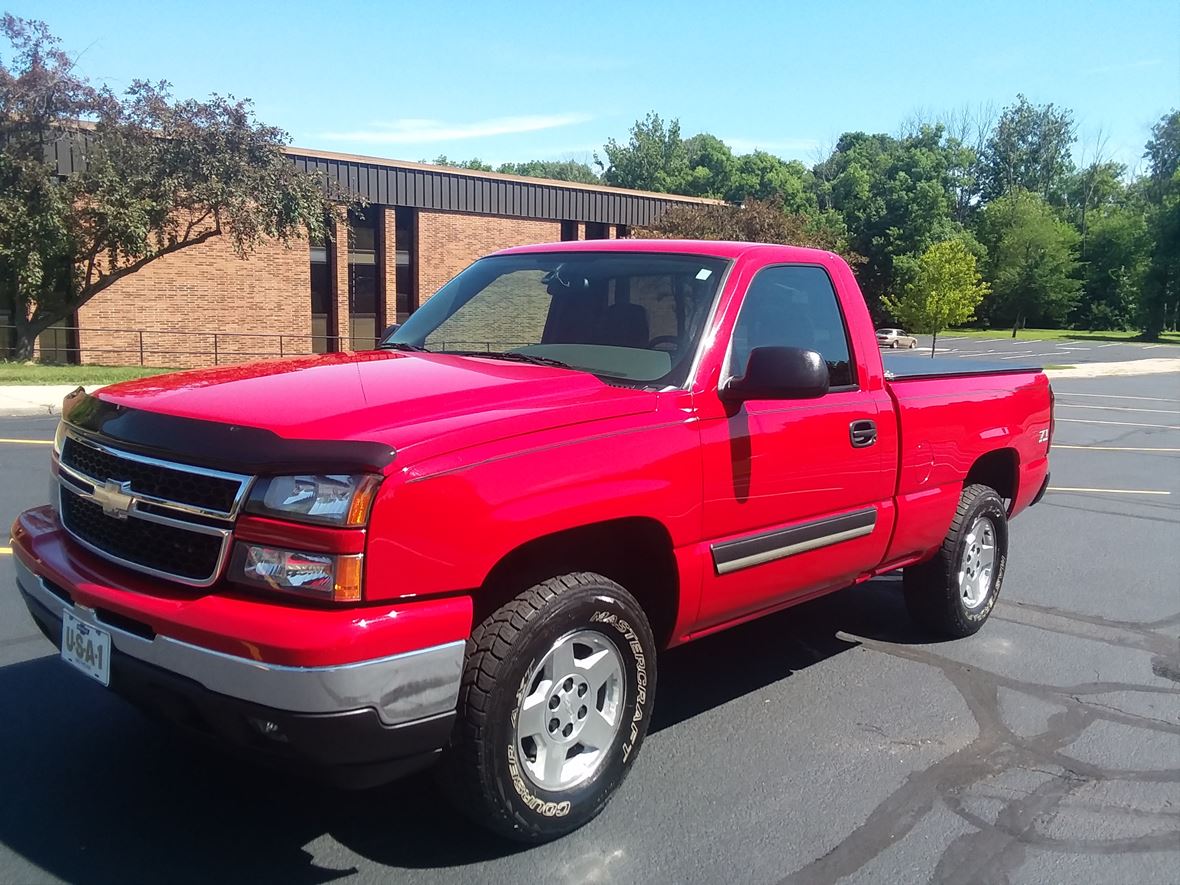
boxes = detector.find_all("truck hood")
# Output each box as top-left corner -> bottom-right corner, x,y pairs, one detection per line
93,351 -> 657,463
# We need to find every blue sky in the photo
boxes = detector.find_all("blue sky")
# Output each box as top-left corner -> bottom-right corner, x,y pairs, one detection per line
12,0 -> 1180,172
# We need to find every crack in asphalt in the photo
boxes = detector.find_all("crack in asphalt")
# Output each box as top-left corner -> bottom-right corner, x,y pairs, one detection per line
777,607 -> 1180,885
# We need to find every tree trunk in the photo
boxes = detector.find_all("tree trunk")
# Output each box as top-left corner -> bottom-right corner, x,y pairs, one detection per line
930,330 -> 938,358
11,311 -> 58,362
1011,314 -> 1022,338
12,315 -> 36,362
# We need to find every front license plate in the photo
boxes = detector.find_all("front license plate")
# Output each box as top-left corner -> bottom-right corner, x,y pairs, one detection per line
61,611 -> 111,687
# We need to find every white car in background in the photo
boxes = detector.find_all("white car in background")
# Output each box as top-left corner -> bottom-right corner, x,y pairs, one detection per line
877,328 -> 917,348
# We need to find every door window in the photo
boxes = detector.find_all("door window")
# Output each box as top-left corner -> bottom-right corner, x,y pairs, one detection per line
730,265 -> 855,388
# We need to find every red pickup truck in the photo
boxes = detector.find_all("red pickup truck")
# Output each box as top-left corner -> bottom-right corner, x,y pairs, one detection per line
12,240 -> 1052,842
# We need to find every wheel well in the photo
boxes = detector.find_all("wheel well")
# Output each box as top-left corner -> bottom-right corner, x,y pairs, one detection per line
965,448 -> 1019,507
477,518 -> 680,649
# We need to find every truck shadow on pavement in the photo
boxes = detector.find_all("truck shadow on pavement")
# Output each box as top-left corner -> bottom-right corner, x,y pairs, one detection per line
0,577 -> 928,883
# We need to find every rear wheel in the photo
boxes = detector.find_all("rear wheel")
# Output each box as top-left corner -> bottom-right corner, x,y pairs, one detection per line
890,340 -> 899,348
903,484 -> 1008,637
442,572 -> 656,842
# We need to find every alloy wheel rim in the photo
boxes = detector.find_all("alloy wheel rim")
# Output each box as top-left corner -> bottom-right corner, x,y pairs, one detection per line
958,516 -> 996,608
514,629 -> 625,792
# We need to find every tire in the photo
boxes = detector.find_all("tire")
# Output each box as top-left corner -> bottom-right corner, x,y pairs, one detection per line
891,340 -> 899,348
441,572 -> 657,842
908,340 -> 916,349
903,484 -> 1008,638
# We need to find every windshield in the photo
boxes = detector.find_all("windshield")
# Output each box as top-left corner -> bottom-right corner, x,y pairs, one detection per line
386,252 -> 729,387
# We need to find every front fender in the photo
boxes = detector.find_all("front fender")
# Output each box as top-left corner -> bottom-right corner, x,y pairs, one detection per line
364,413 -> 702,601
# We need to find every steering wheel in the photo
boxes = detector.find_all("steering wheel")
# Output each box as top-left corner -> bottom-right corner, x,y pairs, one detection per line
648,335 -> 681,352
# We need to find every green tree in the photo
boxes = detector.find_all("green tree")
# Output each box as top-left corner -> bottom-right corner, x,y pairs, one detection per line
1140,111 -> 1180,337
815,126 -> 971,306
728,152 -> 815,211
976,190 -> 1081,334
1144,110 -> 1180,189
1077,207 -> 1150,330
882,237 -> 989,356
680,133 -> 737,197
980,94 -> 1075,202
495,159 -> 598,184
597,112 -> 689,192
428,154 -> 494,171
635,198 -> 861,266
1063,160 -> 1128,259
0,16 -> 340,360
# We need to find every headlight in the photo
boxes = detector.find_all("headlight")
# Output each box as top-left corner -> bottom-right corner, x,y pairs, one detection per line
229,543 -> 363,602
244,474 -> 381,526
53,421 -> 67,456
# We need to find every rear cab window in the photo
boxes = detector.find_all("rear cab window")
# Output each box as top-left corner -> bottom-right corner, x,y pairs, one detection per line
729,265 -> 857,389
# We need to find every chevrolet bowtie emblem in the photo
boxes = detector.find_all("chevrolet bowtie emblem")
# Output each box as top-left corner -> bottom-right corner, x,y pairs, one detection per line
92,479 -> 135,519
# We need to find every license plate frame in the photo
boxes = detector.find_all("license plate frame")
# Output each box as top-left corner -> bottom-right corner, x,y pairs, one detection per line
61,611 -> 112,687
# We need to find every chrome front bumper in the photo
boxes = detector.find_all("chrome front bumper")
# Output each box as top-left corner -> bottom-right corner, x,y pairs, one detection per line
14,555 -> 464,727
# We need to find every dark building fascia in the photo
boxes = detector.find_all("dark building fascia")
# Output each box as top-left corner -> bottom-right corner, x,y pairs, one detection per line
47,130 -> 715,228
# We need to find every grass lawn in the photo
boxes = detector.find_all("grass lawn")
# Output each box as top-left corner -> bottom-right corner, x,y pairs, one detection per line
0,362 -> 178,385
945,328 -> 1180,345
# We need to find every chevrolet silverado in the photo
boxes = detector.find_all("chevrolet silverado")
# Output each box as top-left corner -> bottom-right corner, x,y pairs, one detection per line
11,240 -> 1053,842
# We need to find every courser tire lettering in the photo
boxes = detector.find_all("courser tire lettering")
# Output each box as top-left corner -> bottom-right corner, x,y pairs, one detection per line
440,572 -> 657,843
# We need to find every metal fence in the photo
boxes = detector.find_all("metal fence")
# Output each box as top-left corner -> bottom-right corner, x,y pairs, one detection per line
0,324 -> 382,368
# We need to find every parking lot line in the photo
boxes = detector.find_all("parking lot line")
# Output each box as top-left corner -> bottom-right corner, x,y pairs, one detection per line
1048,487 -> 1170,496
0,547 -> 11,556
1057,417 -> 1180,430
1056,403 -> 1180,415
1053,445 -> 1180,452
0,438 -> 52,445
1096,343 -> 1120,348
1053,391 -> 1180,404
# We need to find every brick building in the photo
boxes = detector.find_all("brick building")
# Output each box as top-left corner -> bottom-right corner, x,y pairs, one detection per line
25,146 -> 710,367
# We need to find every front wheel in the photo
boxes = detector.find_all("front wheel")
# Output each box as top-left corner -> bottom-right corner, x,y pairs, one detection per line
903,483 -> 1009,637
441,573 -> 656,842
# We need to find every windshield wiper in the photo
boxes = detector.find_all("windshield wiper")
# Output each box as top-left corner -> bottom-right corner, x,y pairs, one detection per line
438,349 -> 573,370
377,341 -> 427,352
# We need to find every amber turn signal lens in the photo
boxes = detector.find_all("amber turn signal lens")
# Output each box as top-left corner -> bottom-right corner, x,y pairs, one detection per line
333,554 -> 364,602
345,475 -> 383,527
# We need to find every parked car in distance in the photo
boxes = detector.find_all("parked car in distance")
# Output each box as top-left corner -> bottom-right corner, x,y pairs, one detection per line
12,240 -> 1053,844
877,328 -> 917,348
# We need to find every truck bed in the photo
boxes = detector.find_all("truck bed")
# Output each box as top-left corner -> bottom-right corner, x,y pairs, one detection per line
883,354 -> 1042,381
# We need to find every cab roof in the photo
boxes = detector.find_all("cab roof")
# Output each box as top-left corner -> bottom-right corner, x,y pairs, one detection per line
493,239 -> 839,264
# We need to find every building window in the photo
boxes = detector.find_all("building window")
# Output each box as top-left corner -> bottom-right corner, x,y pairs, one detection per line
348,208 -> 379,350
37,319 -> 78,364
560,220 -> 578,241
585,221 -> 608,239
310,235 -> 331,353
394,207 -> 417,323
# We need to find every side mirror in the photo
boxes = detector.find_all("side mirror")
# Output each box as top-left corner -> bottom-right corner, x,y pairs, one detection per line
722,346 -> 830,401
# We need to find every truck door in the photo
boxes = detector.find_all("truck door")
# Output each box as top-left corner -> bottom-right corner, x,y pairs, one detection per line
696,264 -> 896,629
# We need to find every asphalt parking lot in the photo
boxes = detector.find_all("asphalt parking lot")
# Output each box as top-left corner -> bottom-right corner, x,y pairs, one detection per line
887,333 -> 1178,366
1,372 -> 1177,884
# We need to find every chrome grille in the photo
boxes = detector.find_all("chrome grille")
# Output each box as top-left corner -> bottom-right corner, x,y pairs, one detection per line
56,431 -> 252,587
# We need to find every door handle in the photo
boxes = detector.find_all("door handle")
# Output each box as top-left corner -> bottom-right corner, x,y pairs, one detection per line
850,419 -> 877,448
